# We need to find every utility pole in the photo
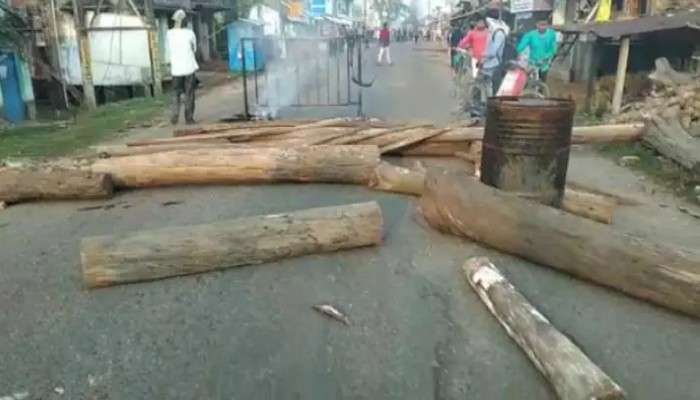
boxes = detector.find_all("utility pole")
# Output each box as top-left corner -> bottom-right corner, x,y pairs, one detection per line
144,0 -> 163,96
71,0 -> 97,109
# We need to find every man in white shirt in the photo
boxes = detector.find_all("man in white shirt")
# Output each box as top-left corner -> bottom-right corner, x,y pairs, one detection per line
167,9 -> 199,125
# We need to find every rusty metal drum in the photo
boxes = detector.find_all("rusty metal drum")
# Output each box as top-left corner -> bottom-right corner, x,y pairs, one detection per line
480,97 -> 575,207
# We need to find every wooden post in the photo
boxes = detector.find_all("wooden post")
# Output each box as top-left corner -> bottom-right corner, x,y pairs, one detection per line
71,0 -> 97,110
44,0 -> 69,109
144,0 -> 163,96
584,37 -> 600,114
611,36 -> 630,115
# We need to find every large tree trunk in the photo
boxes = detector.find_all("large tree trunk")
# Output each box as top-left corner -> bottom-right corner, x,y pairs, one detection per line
643,116 -> 700,174
81,202 -> 383,288
91,146 -> 381,188
419,170 -> 700,318
464,257 -> 626,400
0,168 -> 113,204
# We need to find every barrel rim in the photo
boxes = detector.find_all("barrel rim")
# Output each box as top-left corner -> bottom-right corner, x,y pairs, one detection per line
487,96 -> 576,110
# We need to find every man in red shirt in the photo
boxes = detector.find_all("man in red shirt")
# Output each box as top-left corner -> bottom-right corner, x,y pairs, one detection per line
458,18 -> 489,77
377,23 -> 392,65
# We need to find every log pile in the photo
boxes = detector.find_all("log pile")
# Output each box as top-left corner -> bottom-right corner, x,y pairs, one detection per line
91,119 -> 645,159
610,58 -> 700,134
419,169 -> 700,318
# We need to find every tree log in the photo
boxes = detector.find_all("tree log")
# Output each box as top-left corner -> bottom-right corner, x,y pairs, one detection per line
393,141 -> 473,156
561,188 -> 616,224
379,129 -> 449,154
173,120 -> 312,137
369,162 -> 426,195
91,146 -> 381,188
428,124 -> 644,144
420,170 -> 700,318
0,168 -> 113,204
81,201 -> 384,288
644,116 -> 700,175
463,257 -> 626,400
129,127 -> 295,146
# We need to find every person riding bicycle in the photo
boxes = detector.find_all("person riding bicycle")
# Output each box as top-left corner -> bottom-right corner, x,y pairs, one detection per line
457,18 -> 489,78
516,20 -> 557,82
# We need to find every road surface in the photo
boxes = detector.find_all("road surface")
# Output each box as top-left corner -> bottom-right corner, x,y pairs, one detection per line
1,42 -> 699,400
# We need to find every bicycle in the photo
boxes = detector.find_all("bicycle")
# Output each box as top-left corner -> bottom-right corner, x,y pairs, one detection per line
500,58 -> 550,98
451,48 -> 474,99
522,62 -> 550,98
464,67 -> 492,118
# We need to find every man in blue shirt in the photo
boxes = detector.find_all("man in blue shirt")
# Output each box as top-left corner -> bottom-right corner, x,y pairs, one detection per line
516,20 -> 557,82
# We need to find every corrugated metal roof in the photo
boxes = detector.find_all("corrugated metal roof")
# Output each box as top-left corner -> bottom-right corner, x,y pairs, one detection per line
557,10 -> 700,38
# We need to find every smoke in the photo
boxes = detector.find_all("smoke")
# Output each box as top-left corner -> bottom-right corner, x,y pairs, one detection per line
253,38 -> 351,119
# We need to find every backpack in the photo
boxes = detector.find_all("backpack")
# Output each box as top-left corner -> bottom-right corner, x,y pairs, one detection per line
492,28 -> 517,65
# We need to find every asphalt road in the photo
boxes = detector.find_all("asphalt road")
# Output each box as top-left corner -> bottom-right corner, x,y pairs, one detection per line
1,42 -> 699,400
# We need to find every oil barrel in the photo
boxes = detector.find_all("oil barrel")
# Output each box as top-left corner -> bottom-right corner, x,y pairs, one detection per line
480,97 -> 575,207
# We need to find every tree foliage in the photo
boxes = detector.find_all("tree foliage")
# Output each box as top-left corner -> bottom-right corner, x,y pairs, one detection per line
0,2 -> 29,56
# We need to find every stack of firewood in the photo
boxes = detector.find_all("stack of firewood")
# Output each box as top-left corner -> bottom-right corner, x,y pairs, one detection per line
610,58 -> 700,134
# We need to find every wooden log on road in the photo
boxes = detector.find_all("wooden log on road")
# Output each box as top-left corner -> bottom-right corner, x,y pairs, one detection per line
369,162 -> 427,195
463,257 -> 626,400
644,116 -> 700,174
419,169 -> 700,318
81,201 -> 384,288
561,188 -> 616,224
0,168 -> 113,204
428,124 -> 644,144
129,126 -> 295,147
173,120 -> 312,137
91,146 -> 381,188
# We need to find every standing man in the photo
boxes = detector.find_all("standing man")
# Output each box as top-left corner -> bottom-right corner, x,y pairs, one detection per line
516,20 -> 557,82
479,18 -> 510,94
458,18 -> 489,78
377,23 -> 392,65
167,9 -> 199,125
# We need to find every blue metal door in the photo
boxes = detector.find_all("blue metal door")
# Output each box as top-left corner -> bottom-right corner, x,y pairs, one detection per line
0,53 -> 26,123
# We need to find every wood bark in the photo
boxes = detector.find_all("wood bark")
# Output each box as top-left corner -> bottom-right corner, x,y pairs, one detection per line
379,129 -> 449,154
91,146 -> 381,188
128,127 -> 295,146
419,124 -> 643,144
173,120 -> 315,136
561,188 -> 616,224
419,170 -> 700,318
81,202 -> 384,288
393,141 -> 473,156
369,162 -> 426,195
644,116 -> 700,175
463,257 -> 626,400
0,168 -> 113,204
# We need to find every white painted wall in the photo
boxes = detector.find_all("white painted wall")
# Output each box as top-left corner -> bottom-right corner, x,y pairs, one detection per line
59,12 -> 153,86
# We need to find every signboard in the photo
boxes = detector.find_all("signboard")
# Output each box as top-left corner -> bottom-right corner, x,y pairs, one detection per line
509,0 -> 535,13
310,0 -> 325,16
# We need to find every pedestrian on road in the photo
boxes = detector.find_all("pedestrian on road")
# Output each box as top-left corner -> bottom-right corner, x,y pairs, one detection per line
377,23 -> 392,65
458,18 -> 489,78
167,9 -> 199,125
516,20 -> 557,82
479,18 -> 510,95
